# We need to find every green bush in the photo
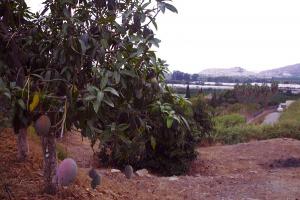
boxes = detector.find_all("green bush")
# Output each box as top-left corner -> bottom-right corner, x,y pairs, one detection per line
190,95 -> 214,140
98,89 -> 204,176
212,124 -> 261,144
214,114 -> 246,129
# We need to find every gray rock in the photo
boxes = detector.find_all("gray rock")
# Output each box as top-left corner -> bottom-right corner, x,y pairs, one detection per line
124,165 -> 133,179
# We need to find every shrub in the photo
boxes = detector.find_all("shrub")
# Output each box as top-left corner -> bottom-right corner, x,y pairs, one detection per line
212,124 -> 262,144
214,114 -> 246,129
98,89 -> 201,176
190,95 -> 214,141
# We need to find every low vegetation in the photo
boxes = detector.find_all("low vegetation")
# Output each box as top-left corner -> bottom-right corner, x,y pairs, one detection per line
211,100 -> 300,144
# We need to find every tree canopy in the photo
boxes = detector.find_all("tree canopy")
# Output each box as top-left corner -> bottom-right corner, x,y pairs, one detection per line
0,0 -> 212,193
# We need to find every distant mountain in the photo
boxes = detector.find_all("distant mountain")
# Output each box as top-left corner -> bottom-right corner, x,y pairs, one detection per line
199,67 -> 256,77
198,64 -> 300,78
258,64 -> 300,78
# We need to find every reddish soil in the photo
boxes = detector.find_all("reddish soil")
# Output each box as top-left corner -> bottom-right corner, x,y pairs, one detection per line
57,131 -> 97,168
2,129 -> 300,199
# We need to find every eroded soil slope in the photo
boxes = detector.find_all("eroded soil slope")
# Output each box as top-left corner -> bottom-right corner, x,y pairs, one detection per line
1,129 -> 300,199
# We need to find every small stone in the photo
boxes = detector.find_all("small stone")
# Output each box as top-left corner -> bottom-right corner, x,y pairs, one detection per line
111,169 -> 121,173
91,174 -> 101,189
136,169 -> 150,177
89,168 -> 98,178
168,176 -> 179,181
124,165 -> 133,179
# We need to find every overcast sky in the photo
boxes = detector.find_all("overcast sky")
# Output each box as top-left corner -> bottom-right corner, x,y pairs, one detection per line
26,0 -> 300,73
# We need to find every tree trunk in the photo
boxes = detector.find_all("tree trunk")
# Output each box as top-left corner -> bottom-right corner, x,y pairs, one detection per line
17,128 -> 28,161
41,134 -> 58,194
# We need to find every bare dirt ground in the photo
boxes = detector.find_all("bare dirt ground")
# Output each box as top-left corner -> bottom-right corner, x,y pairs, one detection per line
57,131 -> 97,168
2,129 -> 300,199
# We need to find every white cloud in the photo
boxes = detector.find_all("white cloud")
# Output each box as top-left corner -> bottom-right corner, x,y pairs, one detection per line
156,0 -> 300,73
25,0 -> 300,73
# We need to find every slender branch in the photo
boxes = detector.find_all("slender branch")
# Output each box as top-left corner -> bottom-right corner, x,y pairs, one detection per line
60,100 -> 67,138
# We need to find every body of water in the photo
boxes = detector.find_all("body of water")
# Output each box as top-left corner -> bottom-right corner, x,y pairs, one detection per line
168,82 -> 300,93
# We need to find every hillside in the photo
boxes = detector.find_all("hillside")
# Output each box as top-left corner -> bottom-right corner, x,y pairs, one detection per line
200,67 -> 256,77
189,64 -> 300,79
259,63 -> 300,78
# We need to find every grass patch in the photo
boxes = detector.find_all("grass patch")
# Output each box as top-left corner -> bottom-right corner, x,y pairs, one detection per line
56,143 -> 68,161
215,103 -> 261,116
279,100 -> 300,123
214,114 -> 246,129
211,100 -> 300,144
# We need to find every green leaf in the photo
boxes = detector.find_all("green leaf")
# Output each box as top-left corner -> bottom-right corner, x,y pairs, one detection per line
31,73 -> 43,80
164,3 -> 178,13
120,70 -> 136,77
100,73 -> 108,90
150,136 -> 156,150
63,7 -> 70,18
150,38 -> 161,48
118,134 -> 131,144
166,116 -> 174,128
180,116 -> 191,131
4,92 -> 11,99
103,97 -> 114,107
62,23 -> 68,34
104,87 -> 119,97
97,91 -> 104,103
149,16 -> 158,30
142,2 -> 151,9
93,91 -> 104,113
100,39 -> 109,48
17,99 -> 26,110
45,70 -> 51,81
84,95 -> 96,101
79,39 -> 87,54
113,71 -> 120,83
158,2 -> 166,13
118,124 -> 129,131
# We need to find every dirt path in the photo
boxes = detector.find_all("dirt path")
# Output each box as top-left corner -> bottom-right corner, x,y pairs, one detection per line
262,112 -> 281,125
247,108 -> 276,124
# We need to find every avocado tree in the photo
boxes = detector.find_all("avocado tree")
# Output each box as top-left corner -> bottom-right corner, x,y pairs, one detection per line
1,0 -> 190,194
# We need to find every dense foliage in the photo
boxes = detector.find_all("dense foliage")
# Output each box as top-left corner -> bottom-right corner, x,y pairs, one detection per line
209,83 -> 279,108
233,83 -> 278,106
